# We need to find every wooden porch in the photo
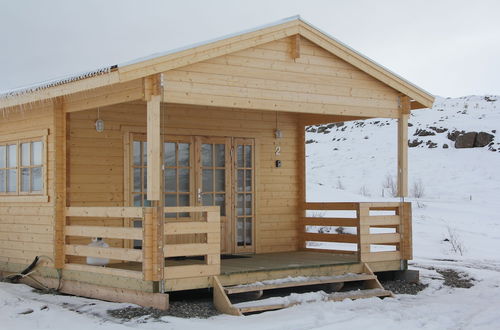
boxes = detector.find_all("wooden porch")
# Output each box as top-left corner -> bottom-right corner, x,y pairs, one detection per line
60,201 -> 411,292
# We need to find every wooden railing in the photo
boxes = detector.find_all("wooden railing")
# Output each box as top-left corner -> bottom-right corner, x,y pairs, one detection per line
63,206 -> 221,282
301,202 -> 412,263
163,206 -> 221,280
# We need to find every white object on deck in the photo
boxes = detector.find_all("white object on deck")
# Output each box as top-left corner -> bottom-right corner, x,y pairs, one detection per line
86,238 -> 110,266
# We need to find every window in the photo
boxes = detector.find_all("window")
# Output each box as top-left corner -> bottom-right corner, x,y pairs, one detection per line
0,138 -> 44,195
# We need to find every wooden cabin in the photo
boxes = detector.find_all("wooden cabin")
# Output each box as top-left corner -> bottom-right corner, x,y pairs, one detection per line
0,17 -> 434,314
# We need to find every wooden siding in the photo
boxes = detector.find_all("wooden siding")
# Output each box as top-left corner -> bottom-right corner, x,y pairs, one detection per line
0,103 -> 55,266
68,102 -> 300,254
164,36 -> 401,118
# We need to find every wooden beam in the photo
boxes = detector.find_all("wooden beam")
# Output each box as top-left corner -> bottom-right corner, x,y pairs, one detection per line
65,206 -> 144,218
398,95 -> 410,197
53,98 -> 66,269
291,34 -> 301,59
145,74 -> 163,201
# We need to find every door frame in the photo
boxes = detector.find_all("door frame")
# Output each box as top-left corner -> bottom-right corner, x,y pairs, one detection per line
124,131 -> 257,254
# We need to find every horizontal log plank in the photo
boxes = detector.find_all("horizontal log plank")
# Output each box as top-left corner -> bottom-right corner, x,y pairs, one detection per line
65,226 -> 143,240
301,217 -> 358,227
64,263 -> 143,279
65,244 -> 143,262
363,215 -> 400,226
164,221 -> 219,235
303,233 -> 358,243
365,233 -> 401,244
66,207 -> 143,218
304,202 -> 359,211
361,251 -> 401,262
164,243 -> 219,257
164,264 -> 220,279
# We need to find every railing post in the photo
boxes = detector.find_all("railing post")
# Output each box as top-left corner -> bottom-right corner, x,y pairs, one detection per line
142,208 -> 153,281
400,202 -> 413,261
153,205 -> 164,283
357,203 -> 370,263
206,209 -> 221,275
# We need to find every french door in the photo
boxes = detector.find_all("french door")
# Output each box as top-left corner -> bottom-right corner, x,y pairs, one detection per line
130,134 -> 255,254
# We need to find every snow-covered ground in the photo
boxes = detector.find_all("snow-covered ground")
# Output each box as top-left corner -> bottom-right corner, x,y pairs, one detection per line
1,96 -> 499,329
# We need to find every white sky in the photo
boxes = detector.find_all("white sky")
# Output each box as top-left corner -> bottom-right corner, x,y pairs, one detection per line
1,0 -> 499,97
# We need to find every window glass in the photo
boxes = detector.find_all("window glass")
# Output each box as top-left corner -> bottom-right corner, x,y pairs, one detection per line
0,170 -> 5,192
21,168 -> 30,192
21,143 -> 30,167
7,169 -> 16,192
32,141 -> 42,166
7,145 -> 16,167
31,167 -> 42,192
0,146 -> 5,168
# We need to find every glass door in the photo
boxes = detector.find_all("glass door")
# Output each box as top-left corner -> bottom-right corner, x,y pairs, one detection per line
196,137 -> 232,254
234,138 -> 255,253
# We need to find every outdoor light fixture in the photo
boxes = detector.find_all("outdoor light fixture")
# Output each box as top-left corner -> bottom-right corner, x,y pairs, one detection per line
95,108 -> 104,132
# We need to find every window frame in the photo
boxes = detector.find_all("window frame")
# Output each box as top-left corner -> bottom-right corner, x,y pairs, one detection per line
0,129 -> 48,202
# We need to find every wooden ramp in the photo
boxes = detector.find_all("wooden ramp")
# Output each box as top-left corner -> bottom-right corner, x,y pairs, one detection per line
213,264 -> 393,315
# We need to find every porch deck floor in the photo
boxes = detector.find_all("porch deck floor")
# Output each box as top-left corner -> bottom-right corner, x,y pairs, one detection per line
107,251 -> 358,275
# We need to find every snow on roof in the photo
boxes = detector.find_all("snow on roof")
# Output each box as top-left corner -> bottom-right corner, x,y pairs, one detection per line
0,15 -> 433,102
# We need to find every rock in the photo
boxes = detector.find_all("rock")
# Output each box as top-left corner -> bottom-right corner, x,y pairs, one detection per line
455,132 -> 477,148
429,126 -> 448,133
426,140 -> 438,148
414,128 -> 435,137
408,139 -> 423,147
305,139 -> 317,144
474,132 -> 494,147
447,130 -> 465,141
443,144 -> 449,149
408,122 -> 413,127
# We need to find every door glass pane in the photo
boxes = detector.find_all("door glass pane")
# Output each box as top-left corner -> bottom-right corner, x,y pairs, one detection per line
20,168 -> 29,192
236,145 -> 244,167
164,142 -> 176,167
133,168 -> 141,192
237,170 -> 244,192
7,169 -> 16,192
0,170 -> 5,192
32,141 -> 42,166
178,143 -> 190,166
237,219 -> 244,246
202,169 -> 213,192
202,193 -> 213,206
178,194 -> 190,217
143,195 -> 151,207
0,146 -> 5,168
164,194 -> 177,218
178,168 -> 189,192
31,167 -> 42,192
244,145 -> 252,168
142,142 -> 147,165
21,143 -> 30,166
215,193 -> 225,216
201,144 -> 213,167
165,168 -> 176,192
133,194 -> 142,206
245,218 -> 252,245
7,145 -> 16,167
214,144 -> 225,167
245,194 -> 252,215
133,220 -> 142,249
133,141 -> 141,165
245,170 -> 252,192
143,167 -> 147,190
237,194 -> 244,216
214,169 -> 225,192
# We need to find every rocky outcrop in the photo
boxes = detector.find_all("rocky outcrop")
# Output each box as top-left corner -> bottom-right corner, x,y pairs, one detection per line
454,131 -> 495,148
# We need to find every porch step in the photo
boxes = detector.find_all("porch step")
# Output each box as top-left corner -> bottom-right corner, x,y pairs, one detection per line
224,273 -> 377,295
212,263 -> 393,315
234,288 -> 392,314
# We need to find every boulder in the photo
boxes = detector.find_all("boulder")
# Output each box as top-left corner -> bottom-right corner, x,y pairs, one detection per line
414,128 -> 435,137
447,130 -> 465,141
443,144 -> 449,149
408,139 -> 423,147
455,132 -> 477,148
474,132 -> 494,147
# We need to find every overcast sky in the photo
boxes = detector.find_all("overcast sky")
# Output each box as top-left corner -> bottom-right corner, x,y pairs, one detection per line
1,0 -> 499,97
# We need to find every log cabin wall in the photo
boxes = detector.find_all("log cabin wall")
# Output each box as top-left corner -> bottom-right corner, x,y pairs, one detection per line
0,102 -> 55,269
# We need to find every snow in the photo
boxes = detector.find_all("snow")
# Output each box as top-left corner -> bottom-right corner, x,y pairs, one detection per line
1,95 -> 500,329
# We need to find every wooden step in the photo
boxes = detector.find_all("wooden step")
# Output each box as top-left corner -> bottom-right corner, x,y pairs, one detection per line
234,288 -> 393,314
224,273 -> 377,295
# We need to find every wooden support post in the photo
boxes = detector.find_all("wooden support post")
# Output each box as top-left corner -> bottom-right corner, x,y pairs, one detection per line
291,34 -> 301,59
206,210 -> 221,275
398,95 -> 410,197
152,204 -> 164,282
357,204 -> 370,262
297,120 -> 306,250
143,204 -> 164,283
145,74 -> 163,201
53,98 -> 67,269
